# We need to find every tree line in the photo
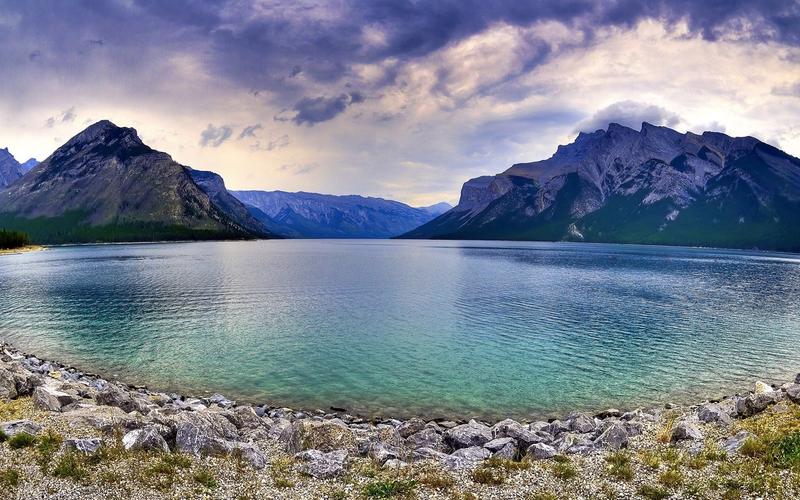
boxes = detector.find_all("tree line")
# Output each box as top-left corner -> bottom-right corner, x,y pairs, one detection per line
0,229 -> 31,249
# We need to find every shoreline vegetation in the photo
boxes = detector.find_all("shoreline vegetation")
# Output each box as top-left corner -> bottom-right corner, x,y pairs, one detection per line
1,343 -> 799,499
0,229 -> 40,255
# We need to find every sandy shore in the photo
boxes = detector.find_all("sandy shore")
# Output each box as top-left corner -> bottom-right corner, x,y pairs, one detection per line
0,245 -> 45,256
1,343 -> 799,499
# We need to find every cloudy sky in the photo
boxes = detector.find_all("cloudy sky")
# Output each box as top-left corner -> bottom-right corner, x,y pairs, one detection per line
0,1 -> 798,206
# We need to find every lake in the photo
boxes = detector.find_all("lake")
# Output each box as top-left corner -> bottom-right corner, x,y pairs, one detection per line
1,240 -> 799,420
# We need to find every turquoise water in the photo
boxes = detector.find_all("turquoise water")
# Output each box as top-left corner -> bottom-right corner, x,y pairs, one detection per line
1,240 -> 799,419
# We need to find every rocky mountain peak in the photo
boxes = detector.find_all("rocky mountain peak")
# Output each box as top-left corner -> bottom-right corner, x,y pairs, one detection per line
56,120 -> 148,158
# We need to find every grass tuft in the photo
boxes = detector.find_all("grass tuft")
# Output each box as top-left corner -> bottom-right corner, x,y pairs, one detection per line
193,468 -> 218,489
52,451 -> 88,481
658,468 -> 684,489
0,468 -> 20,488
605,451 -> 634,481
551,460 -> 577,480
362,479 -> 417,498
7,432 -> 36,449
638,484 -> 670,500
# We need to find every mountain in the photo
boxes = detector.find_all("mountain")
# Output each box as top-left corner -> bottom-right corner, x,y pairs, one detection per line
187,168 -> 276,238
19,158 -> 38,173
0,120 -> 277,243
419,202 -> 453,217
401,122 -> 800,251
231,190 -> 447,238
0,148 -> 23,188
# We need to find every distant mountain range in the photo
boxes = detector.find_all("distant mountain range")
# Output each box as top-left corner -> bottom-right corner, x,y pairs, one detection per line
402,122 -> 800,252
231,190 -> 451,238
0,121 -> 277,243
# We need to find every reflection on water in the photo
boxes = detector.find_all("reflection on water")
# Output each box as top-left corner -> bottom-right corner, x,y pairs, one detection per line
1,240 -> 799,419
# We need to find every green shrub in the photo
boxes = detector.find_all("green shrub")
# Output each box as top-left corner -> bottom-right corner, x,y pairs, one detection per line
606,451 -> 634,480
52,452 -> 88,481
193,469 -> 218,488
637,484 -> 670,500
0,429 -> 7,442
552,460 -> 577,480
0,468 -> 20,487
8,432 -> 36,449
658,468 -> 684,488
774,431 -> 800,467
362,479 -> 417,498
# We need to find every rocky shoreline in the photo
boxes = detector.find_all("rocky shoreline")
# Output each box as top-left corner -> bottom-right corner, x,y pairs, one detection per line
2,342 -> 800,499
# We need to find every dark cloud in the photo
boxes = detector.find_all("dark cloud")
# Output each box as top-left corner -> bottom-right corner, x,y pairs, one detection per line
291,92 -> 365,126
238,123 -> 262,139
576,101 -> 682,133
2,0 -> 797,108
199,124 -> 233,147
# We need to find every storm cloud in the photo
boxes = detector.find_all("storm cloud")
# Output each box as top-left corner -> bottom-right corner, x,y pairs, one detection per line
576,101 -> 683,133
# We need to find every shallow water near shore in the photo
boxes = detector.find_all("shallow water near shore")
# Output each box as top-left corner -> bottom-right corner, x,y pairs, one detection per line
1,239 -> 799,419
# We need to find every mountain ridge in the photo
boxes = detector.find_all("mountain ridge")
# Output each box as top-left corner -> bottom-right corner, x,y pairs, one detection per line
401,122 -> 800,251
0,120 -> 277,243
232,190 -> 450,238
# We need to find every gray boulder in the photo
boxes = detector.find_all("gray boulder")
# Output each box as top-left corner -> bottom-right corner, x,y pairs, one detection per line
722,431 -> 755,454
0,368 -> 17,400
451,446 -> 490,462
295,449 -> 348,479
208,393 -> 234,408
671,421 -> 704,442
282,419 -> 356,453
594,422 -> 628,450
491,442 -> 517,460
96,385 -> 138,413
483,437 -> 515,452
492,418 -> 543,448
32,385 -> 76,412
412,447 -> 448,461
1,419 -> 41,437
396,418 -> 426,438
65,438 -> 103,454
556,433 -> 595,454
123,427 -> 170,453
174,411 -> 238,456
698,403 -> 732,425
445,420 -> 492,449
526,442 -> 557,460
567,413 -> 596,433
735,392 -> 781,417
785,384 -> 800,404
232,442 -> 267,469
406,427 -> 445,451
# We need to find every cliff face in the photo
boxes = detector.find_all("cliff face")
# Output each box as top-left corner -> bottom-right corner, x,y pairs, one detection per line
402,122 -> 800,251
0,121 -> 275,243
